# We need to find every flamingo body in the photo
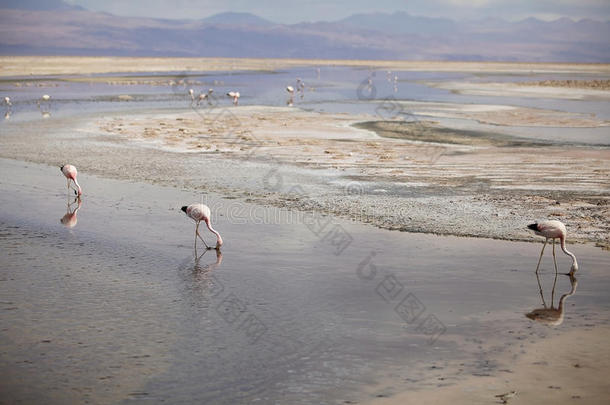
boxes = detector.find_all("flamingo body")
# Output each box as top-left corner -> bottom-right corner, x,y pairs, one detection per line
182,203 -> 223,249
528,220 -> 578,274
60,164 -> 82,196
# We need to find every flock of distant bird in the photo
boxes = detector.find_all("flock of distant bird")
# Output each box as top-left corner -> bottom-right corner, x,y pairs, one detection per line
57,163 -> 577,274
3,77 -> 311,120
3,94 -> 52,119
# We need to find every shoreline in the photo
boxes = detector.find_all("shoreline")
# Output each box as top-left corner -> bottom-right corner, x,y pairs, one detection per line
2,56 -> 610,77
1,106 -> 608,248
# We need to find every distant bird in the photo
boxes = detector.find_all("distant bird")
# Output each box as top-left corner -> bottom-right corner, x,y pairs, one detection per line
196,93 -> 207,106
181,204 -> 223,250
196,89 -> 214,106
188,88 -> 195,105
226,91 -> 240,105
60,196 -> 82,228
38,94 -> 51,112
527,220 -> 578,275
286,86 -> 294,106
60,164 -> 82,196
4,96 -> 11,107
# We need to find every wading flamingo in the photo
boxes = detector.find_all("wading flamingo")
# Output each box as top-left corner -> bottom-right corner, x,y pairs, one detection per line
181,204 -> 223,250
4,96 -> 11,108
286,85 -> 294,106
196,93 -> 207,106
226,91 -> 240,105
38,94 -> 51,112
528,220 -> 578,275
60,164 -> 82,196
196,89 -> 214,106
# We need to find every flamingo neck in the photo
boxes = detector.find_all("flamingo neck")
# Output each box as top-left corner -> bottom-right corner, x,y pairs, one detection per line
73,178 -> 82,195
560,237 -> 578,272
204,217 -> 223,247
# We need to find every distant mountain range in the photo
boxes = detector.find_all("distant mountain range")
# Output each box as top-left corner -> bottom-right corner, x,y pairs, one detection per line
0,1 -> 608,61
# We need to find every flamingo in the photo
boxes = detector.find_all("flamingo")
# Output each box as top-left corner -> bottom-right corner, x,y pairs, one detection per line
196,93 -> 207,106
226,91 -> 240,105
188,88 -> 195,105
181,203 -> 223,250
196,89 -> 214,106
60,164 -> 82,196
527,220 -> 578,275
286,86 -> 294,106
4,96 -> 11,108
38,94 -> 51,112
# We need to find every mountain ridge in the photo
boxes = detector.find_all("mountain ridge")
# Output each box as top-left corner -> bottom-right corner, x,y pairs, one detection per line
0,5 -> 608,61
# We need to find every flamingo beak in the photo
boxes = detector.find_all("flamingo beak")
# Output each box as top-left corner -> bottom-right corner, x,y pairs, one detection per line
181,206 -> 187,213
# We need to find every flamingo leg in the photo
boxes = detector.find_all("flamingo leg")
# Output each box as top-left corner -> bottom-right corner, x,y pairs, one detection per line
552,238 -> 559,274
195,222 -> 210,249
551,266 -> 557,308
535,239 -> 548,273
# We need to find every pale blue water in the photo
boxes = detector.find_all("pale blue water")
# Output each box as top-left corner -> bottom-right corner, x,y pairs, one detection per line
1,66 -> 609,144
1,158 -> 609,404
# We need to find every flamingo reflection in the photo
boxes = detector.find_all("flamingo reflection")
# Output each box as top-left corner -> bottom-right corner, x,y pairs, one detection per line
526,273 -> 578,326
60,196 -> 82,228
193,247 -> 223,274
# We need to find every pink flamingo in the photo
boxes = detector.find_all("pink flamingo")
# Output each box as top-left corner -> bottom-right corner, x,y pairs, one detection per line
528,220 -> 578,275
181,204 -> 223,250
60,164 -> 82,196
226,91 -> 240,105
286,86 -> 294,106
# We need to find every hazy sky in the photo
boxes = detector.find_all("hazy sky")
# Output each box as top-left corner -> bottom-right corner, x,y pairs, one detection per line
62,0 -> 610,23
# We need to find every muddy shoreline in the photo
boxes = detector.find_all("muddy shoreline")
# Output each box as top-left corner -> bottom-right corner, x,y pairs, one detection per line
1,106 -> 608,248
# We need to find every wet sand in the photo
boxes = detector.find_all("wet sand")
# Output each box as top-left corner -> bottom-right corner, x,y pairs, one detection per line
1,158 -> 610,405
367,327 -> 610,405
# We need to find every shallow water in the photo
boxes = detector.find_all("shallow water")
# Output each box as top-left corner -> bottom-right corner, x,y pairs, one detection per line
1,158 -> 609,404
1,66 -> 609,145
